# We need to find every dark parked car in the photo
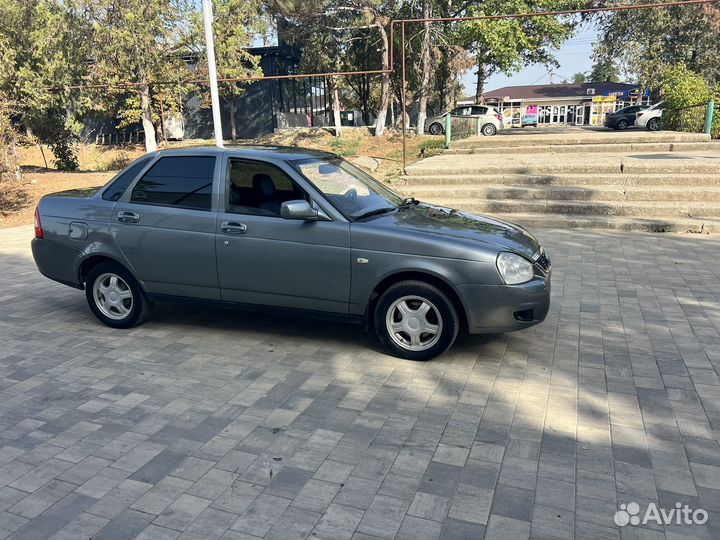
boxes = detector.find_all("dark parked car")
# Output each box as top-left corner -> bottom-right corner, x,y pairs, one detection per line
604,105 -> 647,130
31,147 -> 551,360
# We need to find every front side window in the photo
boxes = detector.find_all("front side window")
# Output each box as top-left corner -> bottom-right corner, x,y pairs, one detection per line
293,157 -> 403,220
102,156 -> 153,201
130,156 -> 215,211
227,159 -> 307,217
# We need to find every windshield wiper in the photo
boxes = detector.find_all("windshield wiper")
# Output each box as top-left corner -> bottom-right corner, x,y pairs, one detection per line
354,207 -> 397,220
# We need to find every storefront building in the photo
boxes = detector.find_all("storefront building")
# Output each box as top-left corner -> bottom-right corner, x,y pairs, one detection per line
458,82 -> 651,127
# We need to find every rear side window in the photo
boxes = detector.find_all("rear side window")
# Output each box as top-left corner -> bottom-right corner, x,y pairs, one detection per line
102,156 -> 153,201
471,106 -> 487,115
131,156 -> 215,211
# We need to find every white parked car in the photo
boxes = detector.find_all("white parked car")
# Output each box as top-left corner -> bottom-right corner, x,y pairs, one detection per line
635,101 -> 666,131
425,105 -> 505,136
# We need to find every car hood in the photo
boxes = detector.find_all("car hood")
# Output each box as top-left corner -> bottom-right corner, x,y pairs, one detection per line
371,204 -> 540,259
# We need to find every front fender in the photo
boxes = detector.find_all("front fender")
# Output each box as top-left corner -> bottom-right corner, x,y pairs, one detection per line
348,249 -> 499,316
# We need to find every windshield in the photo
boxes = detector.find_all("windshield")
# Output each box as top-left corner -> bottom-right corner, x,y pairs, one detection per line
292,157 -> 404,220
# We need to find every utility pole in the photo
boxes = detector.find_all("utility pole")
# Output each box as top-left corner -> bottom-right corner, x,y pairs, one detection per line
202,0 -> 224,148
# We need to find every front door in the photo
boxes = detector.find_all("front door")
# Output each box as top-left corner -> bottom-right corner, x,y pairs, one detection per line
112,154 -> 220,300
216,158 -> 351,313
575,105 -> 585,125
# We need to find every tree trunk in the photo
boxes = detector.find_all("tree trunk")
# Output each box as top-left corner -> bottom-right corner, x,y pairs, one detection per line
229,99 -> 238,142
374,20 -> 390,137
329,77 -> 342,137
140,82 -> 157,153
416,0 -> 432,135
475,61 -> 487,104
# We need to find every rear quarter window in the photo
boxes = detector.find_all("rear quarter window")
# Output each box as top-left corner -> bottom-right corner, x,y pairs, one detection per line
131,156 -> 216,211
102,156 -> 153,201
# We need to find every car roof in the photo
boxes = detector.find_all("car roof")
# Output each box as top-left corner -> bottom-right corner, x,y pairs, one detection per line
149,145 -> 337,162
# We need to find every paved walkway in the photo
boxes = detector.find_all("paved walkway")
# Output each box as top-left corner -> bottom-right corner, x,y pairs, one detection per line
1,225 -> 719,540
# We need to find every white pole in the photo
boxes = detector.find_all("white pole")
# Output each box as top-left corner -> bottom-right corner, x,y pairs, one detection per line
202,0 -> 224,148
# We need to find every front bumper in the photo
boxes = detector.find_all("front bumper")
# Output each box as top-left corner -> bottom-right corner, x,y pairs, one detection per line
458,274 -> 551,334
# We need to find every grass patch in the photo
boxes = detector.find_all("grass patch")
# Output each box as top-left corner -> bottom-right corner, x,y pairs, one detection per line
329,136 -> 361,157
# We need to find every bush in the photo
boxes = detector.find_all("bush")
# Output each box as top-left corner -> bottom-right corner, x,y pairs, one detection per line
660,65 -> 716,135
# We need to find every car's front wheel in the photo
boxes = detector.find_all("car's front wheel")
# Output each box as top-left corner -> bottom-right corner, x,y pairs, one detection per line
481,123 -> 497,136
616,119 -> 628,130
647,117 -> 661,131
428,123 -> 443,135
85,262 -> 151,328
374,280 -> 459,361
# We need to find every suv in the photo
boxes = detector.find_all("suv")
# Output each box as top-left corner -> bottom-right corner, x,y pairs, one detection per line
425,105 -> 505,136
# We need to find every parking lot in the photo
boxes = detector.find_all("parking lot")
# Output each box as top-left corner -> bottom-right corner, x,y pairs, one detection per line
1,224 -> 719,540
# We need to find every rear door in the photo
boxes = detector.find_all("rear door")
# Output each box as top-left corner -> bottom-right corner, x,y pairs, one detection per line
215,158 -> 351,313
111,154 -> 221,300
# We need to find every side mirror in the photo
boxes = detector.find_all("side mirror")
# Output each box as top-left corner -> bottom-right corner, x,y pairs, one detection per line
281,200 -> 328,221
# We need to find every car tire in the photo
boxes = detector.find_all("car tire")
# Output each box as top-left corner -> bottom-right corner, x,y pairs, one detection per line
616,119 -> 628,130
647,117 -> 661,131
428,123 -> 443,135
374,280 -> 459,361
85,262 -> 152,328
481,123 -> 497,136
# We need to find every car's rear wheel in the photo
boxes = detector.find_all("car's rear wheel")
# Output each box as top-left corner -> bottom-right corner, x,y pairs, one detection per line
374,280 -> 459,361
428,123 -> 443,135
481,123 -> 497,136
616,119 -> 628,130
647,117 -> 661,131
85,262 -> 151,328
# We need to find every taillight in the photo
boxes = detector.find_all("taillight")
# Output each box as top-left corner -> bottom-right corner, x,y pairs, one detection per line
636,112 -> 644,117
495,114 -> 503,122
34,206 -> 43,239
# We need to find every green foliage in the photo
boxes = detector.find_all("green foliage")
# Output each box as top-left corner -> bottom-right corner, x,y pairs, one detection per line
593,4 -> 720,89
589,57 -> 620,83
572,72 -> 587,84
0,0 -> 88,170
659,64 -> 715,135
418,138 -> 444,157
452,0 -> 586,98
329,137 -> 361,157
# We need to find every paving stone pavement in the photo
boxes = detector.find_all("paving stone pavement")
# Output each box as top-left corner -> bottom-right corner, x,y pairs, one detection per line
1,224 -> 720,540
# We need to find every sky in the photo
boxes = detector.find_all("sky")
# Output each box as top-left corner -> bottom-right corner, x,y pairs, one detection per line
460,24 -> 598,96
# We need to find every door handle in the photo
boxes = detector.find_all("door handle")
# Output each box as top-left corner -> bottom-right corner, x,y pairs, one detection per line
221,221 -> 247,234
117,211 -> 140,223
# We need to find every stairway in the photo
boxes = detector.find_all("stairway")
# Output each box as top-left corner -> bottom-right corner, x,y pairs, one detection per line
401,130 -> 720,232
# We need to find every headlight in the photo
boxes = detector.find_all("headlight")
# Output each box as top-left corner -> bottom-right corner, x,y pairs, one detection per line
496,252 -> 534,285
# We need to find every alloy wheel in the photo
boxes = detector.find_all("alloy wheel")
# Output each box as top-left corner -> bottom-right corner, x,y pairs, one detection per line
385,295 -> 443,351
92,273 -> 133,320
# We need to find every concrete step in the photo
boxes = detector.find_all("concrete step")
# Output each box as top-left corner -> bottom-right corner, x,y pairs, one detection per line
400,185 -> 720,202
406,154 -> 720,175
401,173 -> 720,187
428,198 -> 720,218
451,131 -> 711,148
445,141 -> 720,155
490,213 -> 720,233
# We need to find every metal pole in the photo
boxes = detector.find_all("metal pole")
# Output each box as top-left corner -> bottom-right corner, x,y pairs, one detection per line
444,112 -> 451,148
705,100 -> 715,136
202,0 -> 224,148
401,22 -> 407,174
